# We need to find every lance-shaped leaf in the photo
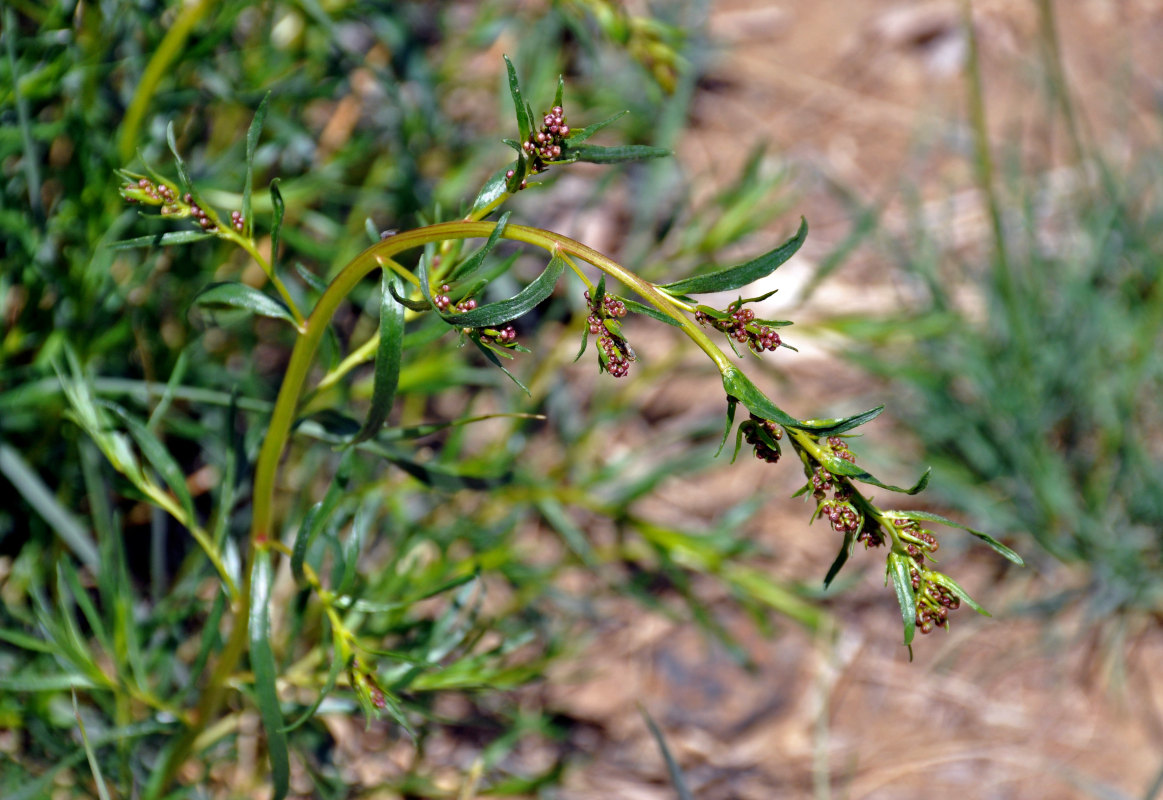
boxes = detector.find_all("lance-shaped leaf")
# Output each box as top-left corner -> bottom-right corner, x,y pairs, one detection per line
621,298 -> 682,327
441,253 -> 565,328
715,396 -> 739,457
283,623 -> 348,732
249,551 -> 290,800
345,272 -> 404,447
503,55 -> 532,140
387,283 -> 431,312
885,510 -> 1024,565
567,110 -> 628,143
449,212 -> 510,282
192,282 -> 297,326
100,402 -> 196,524
795,406 -> 885,436
557,142 -> 671,165
814,448 -> 932,495
291,453 -> 352,585
269,178 -> 285,270
886,552 -> 917,645
721,368 -> 798,427
471,338 -> 530,396
927,572 -> 991,616
470,162 -> 515,218
661,217 -> 808,295
823,528 -> 856,588
243,92 -> 270,240
107,231 -> 215,250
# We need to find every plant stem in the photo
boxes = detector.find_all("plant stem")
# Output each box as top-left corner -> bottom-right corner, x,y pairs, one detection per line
160,218 -> 736,793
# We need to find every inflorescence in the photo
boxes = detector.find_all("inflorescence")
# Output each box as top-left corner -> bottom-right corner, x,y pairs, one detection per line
584,287 -> 634,378
695,300 -> 782,354
120,176 -> 244,234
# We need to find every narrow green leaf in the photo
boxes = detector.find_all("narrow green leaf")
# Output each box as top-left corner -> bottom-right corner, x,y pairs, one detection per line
568,110 -> 628,143
291,452 -> 352,585
295,262 -> 328,294
101,402 -> 197,524
553,74 -> 565,109
441,253 -> 566,327
641,708 -> 695,800
269,178 -> 285,271
662,217 -> 808,295
822,529 -> 855,588
721,369 -> 798,427
573,327 -> 589,362
558,142 -> 671,165
887,553 -> 917,645
147,346 -> 190,430
621,297 -> 682,327
449,212 -> 510,282
346,273 -> 404,446
715,396 -> 738,457
0,628 -> 53,653
72,690 -> 113,800
814,446 -> 931,495
106,231 -> 215,250
243,92 -> 271,240
0,673 -> 98,691
249,551 -> 290,800
928,572 -> 991,616
503,55 -> 532,140
795,405 -> 885,436
192,282 -> 296,325
469,162 -> 514,218
536,497 -> 596,566
338,498 -> 374,595
887,510 -> 1024,565
0,443 -> 99,569
165,121 -> 194,193
387,282 -> 432,312
283,624 -> 348,732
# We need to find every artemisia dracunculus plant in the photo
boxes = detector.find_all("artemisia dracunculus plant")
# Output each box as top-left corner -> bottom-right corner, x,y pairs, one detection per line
92,59 -> 1023,797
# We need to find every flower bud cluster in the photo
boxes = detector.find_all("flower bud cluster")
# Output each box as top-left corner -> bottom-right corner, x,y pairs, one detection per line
433,284 -> 478,314
895,517 -> 939,561
584,288 -> 634,378
348,656 -> 391,722
913,575 -> 961,634
694,303 -> 781,353
479,324 -> 518,347
741,413 -> 783,463
825,435 -> 857,463
521,105 -> 570,177
120,177 -> 240,234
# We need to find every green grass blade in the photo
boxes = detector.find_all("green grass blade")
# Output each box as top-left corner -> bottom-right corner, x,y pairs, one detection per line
640,707 -> 695,800
249,550 -> 290,800
72,690 -> 113,800
0,443 -> 99,569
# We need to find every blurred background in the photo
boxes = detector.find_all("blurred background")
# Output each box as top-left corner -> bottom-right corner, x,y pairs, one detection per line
2,1 -> 1162,798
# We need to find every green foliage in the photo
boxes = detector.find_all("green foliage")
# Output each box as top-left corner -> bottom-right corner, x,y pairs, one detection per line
0,3 -> 1015,797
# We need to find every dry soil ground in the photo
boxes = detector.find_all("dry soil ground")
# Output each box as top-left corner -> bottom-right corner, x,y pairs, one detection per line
536,2 -> 1163,799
